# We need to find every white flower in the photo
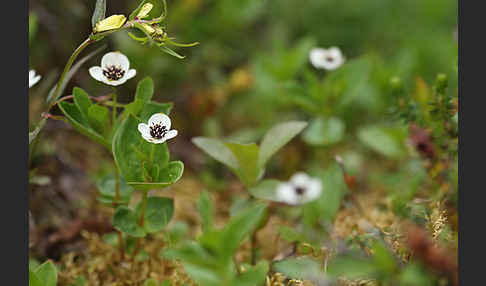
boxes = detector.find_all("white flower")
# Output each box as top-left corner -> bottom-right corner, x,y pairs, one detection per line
137,113 -> 178,144
276,172 -> 322,205
29,69 -> 41,88
309,47 -> 345,70
89,51 -> 136,86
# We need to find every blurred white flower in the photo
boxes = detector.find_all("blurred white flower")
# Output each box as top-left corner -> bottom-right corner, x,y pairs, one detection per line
138,113 -> 178,144
29,69 -> 41,88
276,172 -> 322,205
309,47 -> 345,70
89,51 -> 136,86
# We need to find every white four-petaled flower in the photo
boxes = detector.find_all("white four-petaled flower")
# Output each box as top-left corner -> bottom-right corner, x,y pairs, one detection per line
276,172 -> 322,205
29,69 -> 41,88
89,51 -> 136,86
309,47 -> 345,70
138,113 -> 178,144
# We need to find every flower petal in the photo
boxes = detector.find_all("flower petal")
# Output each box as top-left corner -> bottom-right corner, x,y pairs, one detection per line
29,72 -> 41,88
290,172 -> 311,188
165,129 -> 178,140
309,48 -> 326,68
142,133 -> 155,143
148,113 -> 171,129
89,66 -> 105,82
125,69 -> 137,81
303,179 -> 322,203
276,183 -> 299,205
102,78 -> 126,86
151,138 -> 168,144
29,70 -> 35,80
138,123 -> 150,136
101,51 -> 130,71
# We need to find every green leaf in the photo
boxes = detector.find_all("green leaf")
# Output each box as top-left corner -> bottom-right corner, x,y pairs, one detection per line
135,77 -> 155,102
58,101 -> 110,149
357,125 -> 408,158
371,241 -> 397,275
136,196 -> 174,233
163,242 -> 223,286
398,263 -> 434,286
159,45 -> 185,59
302,117 -> 345,146
124,99 -> 146,117
303,163 -> 346,225
129,0 -> 166,21
29,269 -> 43,286
34,261 -> 58,286
258,121 -> 307,169
217,202 -> 267,259
72,87 -> 92,120
113,115 -> 183,191
327,256 -> 379,280
199,191 -> 213,233
192,137 -> 238,170
248,179 -> 281,201
139,101 -> 173,122
224,142 -> 260,187
278,226 -> 305,243
96,174 -> 134,206
273,257 -> 323,281
91,0 -> 107,28
87,104 -> 110,137
143,278 -> 159,286
234,260 -> 269,286
29,12 -> 38,43
113,206 -> 146,237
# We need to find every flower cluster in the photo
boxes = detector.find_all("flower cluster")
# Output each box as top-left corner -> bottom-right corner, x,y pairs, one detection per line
276,172 -> 322,205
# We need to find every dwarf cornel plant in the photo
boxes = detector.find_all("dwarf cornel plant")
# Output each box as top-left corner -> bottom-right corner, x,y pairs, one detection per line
29,0 -> 195,264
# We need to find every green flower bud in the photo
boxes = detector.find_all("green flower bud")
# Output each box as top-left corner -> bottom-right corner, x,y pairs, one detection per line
93,15 -> 127,33
136,3 -> 154,19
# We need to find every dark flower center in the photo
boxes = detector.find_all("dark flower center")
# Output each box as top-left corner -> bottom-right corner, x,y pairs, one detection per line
325,56 -> 334,62
150,124 -> 168,139
295,186 -> 306,195
103,65 -> 125,81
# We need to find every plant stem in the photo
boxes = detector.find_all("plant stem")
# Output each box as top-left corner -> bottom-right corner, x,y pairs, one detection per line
50,37 -> 93,106
250,231 -> 257,265
132,191 -> 149,259
113,161 -> 121,207
138,191 -> 148,226
117,231 -> 125,260
112,87 -> 118,133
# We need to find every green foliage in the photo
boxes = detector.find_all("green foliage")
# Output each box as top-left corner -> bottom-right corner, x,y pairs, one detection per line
29,261 -> 58,286
193,121 -> 307,187
96,173 -> 134,206
164,202 -> 268,286
248,179 -> 281,201
199,191 -> 214,233
136,196 -> 174,233
113,206 -> 146,237
272,257 -> 323,281
357,125 -> 408,158
58,87 -> 111,149
303,163 -> 347,225
302,117 -> 345,146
